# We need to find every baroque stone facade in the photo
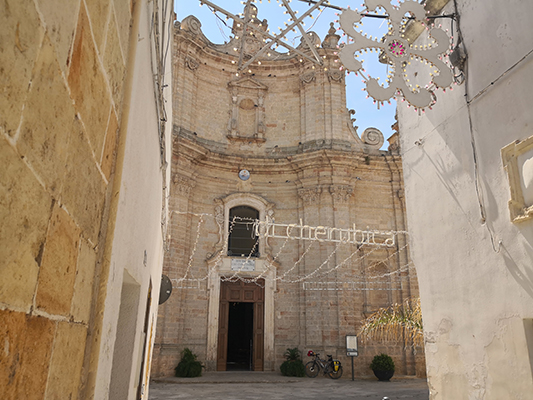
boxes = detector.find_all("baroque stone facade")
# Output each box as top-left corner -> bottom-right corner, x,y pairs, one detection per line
152,5 -> 422,378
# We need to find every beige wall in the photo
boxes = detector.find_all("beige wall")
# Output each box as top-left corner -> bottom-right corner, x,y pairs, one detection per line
0,0 -> 172,399
398,0 -> 533,398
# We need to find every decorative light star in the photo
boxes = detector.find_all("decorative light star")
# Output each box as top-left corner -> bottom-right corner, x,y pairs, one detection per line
338,0 -> 453,109
199,0 -> 329,72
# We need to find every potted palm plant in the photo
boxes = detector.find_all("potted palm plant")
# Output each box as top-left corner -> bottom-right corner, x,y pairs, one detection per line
358,298 -> 423,347
370,353 -> 395,381
359,298 -> 424,381
175,348 -> 204,377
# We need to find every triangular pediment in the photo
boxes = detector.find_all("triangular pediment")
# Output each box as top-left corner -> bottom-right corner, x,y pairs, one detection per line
228,76 -> 268,91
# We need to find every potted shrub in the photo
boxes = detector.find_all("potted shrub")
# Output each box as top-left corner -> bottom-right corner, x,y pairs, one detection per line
175,348 -> 204,377
280,347 -> 305,377
370,353 -> 395,381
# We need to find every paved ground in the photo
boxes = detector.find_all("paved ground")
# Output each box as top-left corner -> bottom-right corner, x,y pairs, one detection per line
148,372 -> 429,399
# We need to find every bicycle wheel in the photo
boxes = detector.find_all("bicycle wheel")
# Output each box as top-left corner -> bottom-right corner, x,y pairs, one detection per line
305,361 -> 320,378
327,364 -> 343,379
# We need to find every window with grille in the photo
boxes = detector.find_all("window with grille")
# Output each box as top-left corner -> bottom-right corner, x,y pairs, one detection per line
228,206 -> 259,257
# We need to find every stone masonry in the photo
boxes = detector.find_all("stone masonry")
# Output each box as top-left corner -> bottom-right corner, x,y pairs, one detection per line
0,0 -> 133,398
152,5 -> 423,379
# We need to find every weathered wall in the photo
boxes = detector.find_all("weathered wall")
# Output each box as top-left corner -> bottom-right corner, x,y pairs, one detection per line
0,0 -> 172,399
398,0 -> 533,398
152,7 -> 422,379
90,1 -> 173,398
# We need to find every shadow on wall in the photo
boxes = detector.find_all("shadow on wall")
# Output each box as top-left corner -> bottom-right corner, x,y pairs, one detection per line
501,244 -> 533,300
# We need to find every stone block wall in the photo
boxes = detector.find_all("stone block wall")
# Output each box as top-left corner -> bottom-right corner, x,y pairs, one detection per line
0,0 -> 132,398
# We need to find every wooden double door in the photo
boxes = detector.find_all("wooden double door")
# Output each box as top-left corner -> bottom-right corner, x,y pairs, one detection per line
217,279 -> 264,371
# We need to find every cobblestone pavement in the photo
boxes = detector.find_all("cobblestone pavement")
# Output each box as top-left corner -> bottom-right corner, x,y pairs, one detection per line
148,373 -> 429,400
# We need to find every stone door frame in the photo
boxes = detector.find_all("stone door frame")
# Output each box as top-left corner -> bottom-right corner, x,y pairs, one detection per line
206,262 -> 275,371
206,193 -> 277,371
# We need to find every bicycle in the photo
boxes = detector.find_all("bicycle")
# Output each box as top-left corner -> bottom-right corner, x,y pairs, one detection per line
304,350 -> 343,379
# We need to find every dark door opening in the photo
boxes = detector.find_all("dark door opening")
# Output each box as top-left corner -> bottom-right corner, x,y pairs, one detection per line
226,302 -> 254,371
217,279 -> 264,371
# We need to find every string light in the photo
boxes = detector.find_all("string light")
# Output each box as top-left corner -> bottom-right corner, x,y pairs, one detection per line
168,211 -> 413,290
198,0 -> 328,72
338,0 -> 454,111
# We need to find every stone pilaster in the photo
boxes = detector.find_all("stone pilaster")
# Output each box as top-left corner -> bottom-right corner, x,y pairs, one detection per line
329,184 -> 353,204
297,187 -> 322,206
329,184 -> 357,348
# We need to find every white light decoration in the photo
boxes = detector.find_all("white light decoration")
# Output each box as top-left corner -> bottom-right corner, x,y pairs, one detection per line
338,0 -> 453,109
169,210 -> 413,289
199,0 -> 329,72
253,216 -> 399,247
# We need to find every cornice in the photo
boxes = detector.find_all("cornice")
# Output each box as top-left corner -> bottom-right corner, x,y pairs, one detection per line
173,126 -> 402,174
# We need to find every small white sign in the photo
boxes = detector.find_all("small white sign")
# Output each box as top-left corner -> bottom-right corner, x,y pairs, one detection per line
346,335 -> 358,357
231,258 -> 255,272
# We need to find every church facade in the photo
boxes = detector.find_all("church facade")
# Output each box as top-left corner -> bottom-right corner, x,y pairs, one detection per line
152,5 -> 423,377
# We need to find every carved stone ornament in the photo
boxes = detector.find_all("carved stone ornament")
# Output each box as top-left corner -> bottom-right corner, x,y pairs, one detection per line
298,187 -> 322,205
322,22 -> 340,49
329,185 -> 354,203
327,70 -> 344,83
214,198 -> 224,225
212,193 -> 275,257
173,174 -> 196,197
361,127 -> 384,149
388,132 -> 400,154
300,72 -> 316,86
185,55 -> 199,71
501,135 -> 533,223
180,15 -> 202,36
297,31 -> 321,51
239,98 -> 255,110
208,198 -> 225,258
227,77 -> 268,142
397,188 -> 404,199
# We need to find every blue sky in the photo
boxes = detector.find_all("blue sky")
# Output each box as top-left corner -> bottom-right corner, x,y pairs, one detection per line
174,0 -> 397,146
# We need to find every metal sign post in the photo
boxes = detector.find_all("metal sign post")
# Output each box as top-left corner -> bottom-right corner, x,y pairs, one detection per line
346,335 -> 358,381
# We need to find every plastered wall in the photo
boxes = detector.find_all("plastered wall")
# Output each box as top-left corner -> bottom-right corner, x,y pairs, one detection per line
398,0 -> 533,398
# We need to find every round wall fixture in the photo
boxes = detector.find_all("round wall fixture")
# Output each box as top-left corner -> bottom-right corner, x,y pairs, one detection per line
159,275 -> 172,305
239,169 -> 250,181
